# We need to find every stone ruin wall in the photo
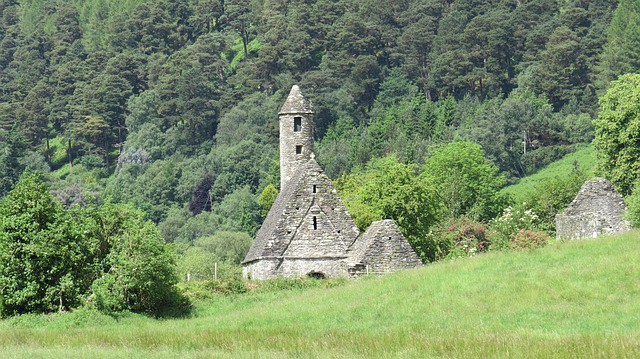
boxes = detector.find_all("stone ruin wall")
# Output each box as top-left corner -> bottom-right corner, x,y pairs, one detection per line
556,178 -> 631,240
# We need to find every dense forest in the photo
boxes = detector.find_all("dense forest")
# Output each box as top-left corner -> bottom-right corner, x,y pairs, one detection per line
1,0 -> 640,314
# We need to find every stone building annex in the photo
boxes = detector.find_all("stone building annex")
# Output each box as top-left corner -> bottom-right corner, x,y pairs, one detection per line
242,85 -> 422,280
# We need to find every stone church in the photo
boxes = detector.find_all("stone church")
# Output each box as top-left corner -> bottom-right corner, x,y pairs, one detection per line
242,85 -> 422,280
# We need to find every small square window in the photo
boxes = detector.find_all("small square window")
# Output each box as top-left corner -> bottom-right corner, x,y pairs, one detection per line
294,117 -> 302,132
296,145 -> 303,154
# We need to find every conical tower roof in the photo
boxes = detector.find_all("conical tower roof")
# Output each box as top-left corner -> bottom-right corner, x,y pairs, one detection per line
279,85 -> 313,115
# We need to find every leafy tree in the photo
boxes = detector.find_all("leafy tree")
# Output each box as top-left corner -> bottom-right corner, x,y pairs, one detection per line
258,183 -> 278,217
91,213 -> 183,316
0,175 -> 187,316
597,0 -> 640,90
0,173 -> 96,315
0,128 -> 27,197
336,155 -> 444,260
421,141 -> 508,221
593,73 -> 640,195
530,26 -> 588,109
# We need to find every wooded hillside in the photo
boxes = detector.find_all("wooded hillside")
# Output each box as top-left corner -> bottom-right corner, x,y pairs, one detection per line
0,0 -> 638,258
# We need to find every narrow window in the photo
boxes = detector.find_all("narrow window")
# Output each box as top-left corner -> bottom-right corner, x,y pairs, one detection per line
296,145 -> 302,154
294,117 -> 302,132
313,216 -> 318,230
313,185 -> 317,193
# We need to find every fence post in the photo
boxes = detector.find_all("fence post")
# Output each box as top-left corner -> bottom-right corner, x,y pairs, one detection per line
366,265 -> 369,276
187,272 -> 191,282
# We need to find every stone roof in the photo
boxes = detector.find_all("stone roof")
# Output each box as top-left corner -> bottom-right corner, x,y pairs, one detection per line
347,219 -> 422,270
279,85 -> 313,115
242,158 -> 359,264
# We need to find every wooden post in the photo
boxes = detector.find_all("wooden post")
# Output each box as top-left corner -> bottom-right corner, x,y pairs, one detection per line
187,272 -> 191,282
366,265 -> 369,276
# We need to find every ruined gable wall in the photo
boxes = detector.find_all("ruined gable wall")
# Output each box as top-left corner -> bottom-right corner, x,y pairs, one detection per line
556,178 -> 631,240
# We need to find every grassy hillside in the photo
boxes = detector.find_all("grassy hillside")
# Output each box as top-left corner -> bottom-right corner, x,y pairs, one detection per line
2,232 -> 640,357
502,144 -> 597,203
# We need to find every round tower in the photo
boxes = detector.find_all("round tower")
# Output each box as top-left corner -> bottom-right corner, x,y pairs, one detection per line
279,85 -> 314,189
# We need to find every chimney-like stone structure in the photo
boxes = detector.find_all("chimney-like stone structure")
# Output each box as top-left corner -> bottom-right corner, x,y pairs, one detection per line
279,85 -> 314,189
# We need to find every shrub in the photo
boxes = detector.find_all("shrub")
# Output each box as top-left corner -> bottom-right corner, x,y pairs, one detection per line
0,174 -> 190,317
510,229 -> 550,251
523,168 -> 587,233
625,181 -> 640,228
426,217 -> 489,261
488,204 -> 541,250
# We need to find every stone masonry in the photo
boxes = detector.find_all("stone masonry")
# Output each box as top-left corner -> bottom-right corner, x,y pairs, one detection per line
242,86 -> 422,280
556,177 -> 631,240
279,85 -> 314,189
347,220 -> 423,276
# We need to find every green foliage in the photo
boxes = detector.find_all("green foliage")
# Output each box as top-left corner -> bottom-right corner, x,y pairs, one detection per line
421,141 -> 508,221
522,167 -> 588,233
597,0 -> 640,89
258,183 -> 277,216
0,174 -> 187,317
336,155 -> 444,260
90,220 -> 185,316
0,129 -> 28,197
487,204 -> 543,250
625,179 -> 640,228
0,173 -> 96,315
176,231 -> 251,281
593,73 -> 640,195
425,217 -> 489,262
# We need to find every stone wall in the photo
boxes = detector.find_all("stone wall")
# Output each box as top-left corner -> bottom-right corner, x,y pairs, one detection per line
348,220 -> 422,276
556,177 -> 631,240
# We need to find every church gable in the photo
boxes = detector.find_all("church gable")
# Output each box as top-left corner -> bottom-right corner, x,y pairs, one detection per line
242,159 -> 359,266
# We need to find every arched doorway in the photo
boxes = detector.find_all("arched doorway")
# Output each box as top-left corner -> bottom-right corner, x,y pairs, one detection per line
307,272 -> 326,279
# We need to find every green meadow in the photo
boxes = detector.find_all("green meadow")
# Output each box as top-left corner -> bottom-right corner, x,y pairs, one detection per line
2,232 -> 640,358
502,144 -> 597,203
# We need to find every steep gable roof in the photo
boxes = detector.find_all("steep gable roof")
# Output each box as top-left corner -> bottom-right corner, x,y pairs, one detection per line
243,159 -> 359,264
347,219 -> 422,270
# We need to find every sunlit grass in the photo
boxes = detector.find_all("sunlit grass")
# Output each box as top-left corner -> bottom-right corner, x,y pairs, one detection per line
502,144 -> 597,203
2,232 -> 640,357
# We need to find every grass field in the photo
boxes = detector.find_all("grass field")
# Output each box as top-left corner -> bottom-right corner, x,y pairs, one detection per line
502,144 -> 597,203
2,232 -> 640,358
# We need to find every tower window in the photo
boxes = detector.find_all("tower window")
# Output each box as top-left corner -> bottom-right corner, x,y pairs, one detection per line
313,216 -> 318,230
313,185 -> 317,193
294,117 -> 302,132
296,145 -> 302,154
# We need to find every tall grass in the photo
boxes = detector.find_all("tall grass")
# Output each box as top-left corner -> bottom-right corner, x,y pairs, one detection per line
1,232 -> 640,357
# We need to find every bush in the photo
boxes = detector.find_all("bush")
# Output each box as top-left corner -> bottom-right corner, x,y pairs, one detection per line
88,216 -> 189,317
625,180 -> 640,227
425,217 -> 489,261
0,174 -> 190,317
523,168 -> 587,233
509,229 -> 550,251
488,204 -> 541,250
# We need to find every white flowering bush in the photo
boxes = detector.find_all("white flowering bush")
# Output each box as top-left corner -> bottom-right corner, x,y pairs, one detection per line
487,203 -> 545,250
